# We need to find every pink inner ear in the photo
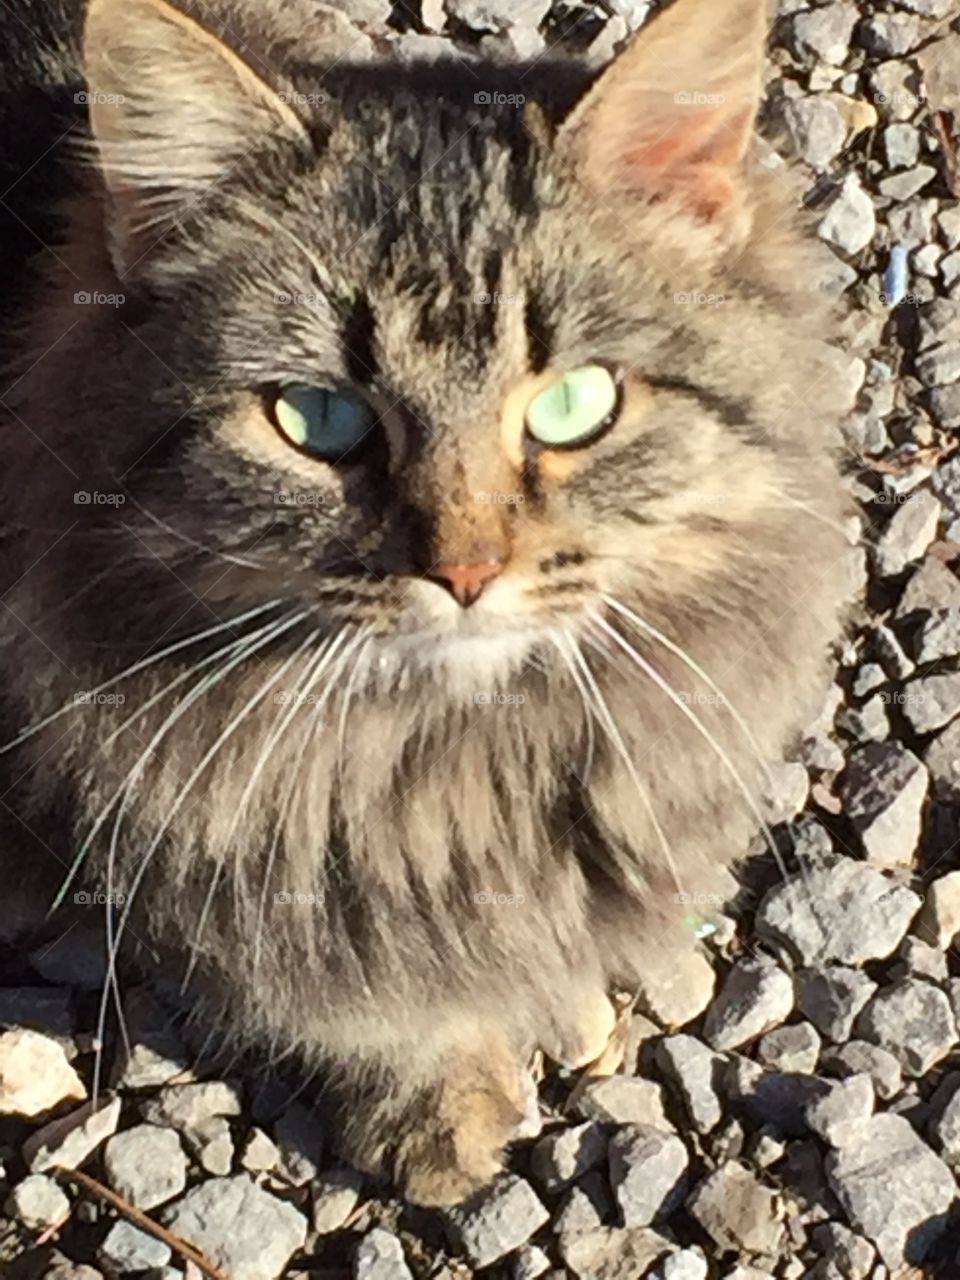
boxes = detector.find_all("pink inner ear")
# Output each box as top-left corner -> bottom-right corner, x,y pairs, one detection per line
625,104 -> 753,173
615,102 -> 754,219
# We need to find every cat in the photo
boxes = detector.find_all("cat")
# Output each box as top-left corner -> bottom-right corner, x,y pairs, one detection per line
0,0 -> 853,1205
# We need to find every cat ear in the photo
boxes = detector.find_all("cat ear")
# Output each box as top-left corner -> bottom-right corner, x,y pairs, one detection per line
83,0 -> 310,275
555,0 -> 767,235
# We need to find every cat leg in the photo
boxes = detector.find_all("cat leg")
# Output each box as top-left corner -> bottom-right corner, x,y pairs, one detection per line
335,1027 -> 532,1207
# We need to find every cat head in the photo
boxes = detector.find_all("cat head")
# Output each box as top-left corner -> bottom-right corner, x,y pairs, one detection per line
21,0 -> 844,684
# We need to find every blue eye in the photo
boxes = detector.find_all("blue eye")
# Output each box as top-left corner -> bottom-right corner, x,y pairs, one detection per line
274,383 -> 375,459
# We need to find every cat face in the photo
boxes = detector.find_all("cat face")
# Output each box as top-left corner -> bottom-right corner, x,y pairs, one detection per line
47,0 -> 839,674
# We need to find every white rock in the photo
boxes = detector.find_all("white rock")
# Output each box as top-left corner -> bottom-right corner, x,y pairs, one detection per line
819,175 -> 877,255
23,1096 -> 122,1172
6,1174 -> 70,1228
0,1029 -> 85,1118
916,871 -> 960,948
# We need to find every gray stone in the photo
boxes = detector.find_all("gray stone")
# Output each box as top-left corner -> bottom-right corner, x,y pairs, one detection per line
825,1113 -> 955,1266
686,1161 -> 783,1255
820,1041 -> 903,1102
513,1244 -> 551,1280
185,1114 -> 234,1176
608,1125 -> 689,1228
856,977 -> 957,1076
841,742 -> 928,867
916,608 -> 960,662
925,719 -> 960,800
163,1175 -> 308,1280
819,175 -> 876,255
861,12 -> 928,56
99,1221 -> 172,1273
756,1023 -> 821,1074
703,957 -> 794,1052
140,1080 -> 242,1132
33,1256 -> 103,1280
239,1126 -> 279,1173
445,0 -> 551,33
917,342 -> 960,388
781,97 -> 847,170
103,1125 -> 186,1210
836,696 -> 888,744
553,1171 -> 610,1238
895,935 -> 949,981
874,490 -> 940,577
933,454 -> 960,509
531,1122 -> 608,1194
810,1221 -> 876,1278
797,967 -> 878,1042
852,664 -> 886,699
879,165 -> 938,201
354,1227 -> 413,1280
804,1074 -> 875,1148
884,123 -> 921,169
650,1250 -> 708,1280
871,59 -> 925,120
23,1096 -> 122,1173
111,988 -> 189,1091
561,1227 -> 672,1279
575,1077 -> 670,1130
903,672 -> 960,732
916,870 -> 960,947
932,1079 -> 960,1167
446,1175 -> 549,1268
757,860 -> 920,966
929,384 -> 960,428
897,556 -> 960,619
635,942 -> 715,1028
6,1173 -> 70,1228
311,1166 -> 364,1234
941,206 -> 960,250
785,2 -> 858,63
656,1035 -> 724,1133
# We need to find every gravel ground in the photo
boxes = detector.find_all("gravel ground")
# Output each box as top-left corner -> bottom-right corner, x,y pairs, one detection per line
3,0 -> 960,1277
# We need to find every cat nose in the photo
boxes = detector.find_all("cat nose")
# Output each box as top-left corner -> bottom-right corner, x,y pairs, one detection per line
427,559 -> 503,607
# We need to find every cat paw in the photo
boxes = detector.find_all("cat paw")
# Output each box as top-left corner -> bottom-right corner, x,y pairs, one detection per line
396,1067 -> 528,1206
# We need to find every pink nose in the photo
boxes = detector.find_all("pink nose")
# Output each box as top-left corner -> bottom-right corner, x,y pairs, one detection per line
428,560 -> 503,607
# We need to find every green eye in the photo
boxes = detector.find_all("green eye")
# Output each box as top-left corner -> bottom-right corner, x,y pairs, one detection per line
525,365 -> 621,448
274,383 -> 375,459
